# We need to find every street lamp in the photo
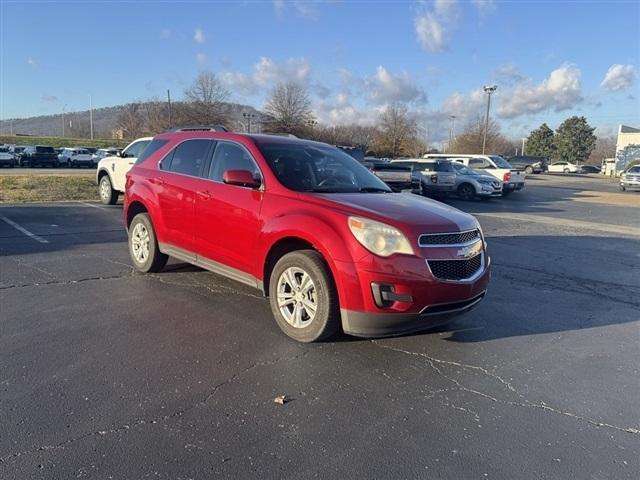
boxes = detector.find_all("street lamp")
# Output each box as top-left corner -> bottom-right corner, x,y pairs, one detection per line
243,112 -> 256,133
449,115 -> 456,144
62,104 -> 67,137
482,85 -> 497,154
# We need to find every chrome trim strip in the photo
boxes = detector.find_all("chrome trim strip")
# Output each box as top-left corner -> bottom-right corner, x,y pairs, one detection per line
419,291 -> 486,315
158,242 -> 261,290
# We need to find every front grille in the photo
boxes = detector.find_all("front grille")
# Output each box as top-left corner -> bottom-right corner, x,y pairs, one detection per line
428,253 -> 483,281
419,229 -> 480,246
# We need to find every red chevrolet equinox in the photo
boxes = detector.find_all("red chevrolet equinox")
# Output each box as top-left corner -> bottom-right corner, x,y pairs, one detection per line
123,127 -> 490,342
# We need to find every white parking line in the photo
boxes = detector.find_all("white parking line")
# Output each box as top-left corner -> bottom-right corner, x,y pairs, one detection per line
0,215 -> 49,244
81,202 -> 105,210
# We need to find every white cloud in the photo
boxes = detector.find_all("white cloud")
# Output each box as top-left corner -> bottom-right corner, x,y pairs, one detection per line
364,66 -> 426,105
471,0 -> 496,16
194,28 -> 205,44
497,64 -> 583,118
221,57 -> 312,96
600,64 -> 636,92
196,53 -> 208,65
26,58 -> 37,67
494,63 -> 526,85
414,0 -> 460,52
273,0 -> 326,20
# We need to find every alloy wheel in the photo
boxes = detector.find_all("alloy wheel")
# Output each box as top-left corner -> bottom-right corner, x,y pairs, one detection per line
276,267 -> 317,328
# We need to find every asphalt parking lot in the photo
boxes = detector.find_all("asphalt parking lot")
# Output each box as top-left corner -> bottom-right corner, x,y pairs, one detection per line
1,174 -> 638,479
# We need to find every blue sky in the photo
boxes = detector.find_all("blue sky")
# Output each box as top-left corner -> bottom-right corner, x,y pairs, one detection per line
2,0 -> 639,142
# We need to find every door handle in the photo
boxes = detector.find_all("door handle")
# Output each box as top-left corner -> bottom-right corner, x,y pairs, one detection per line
128,161 -> 135,165
150,177 -> 165,186
196,190 -> 211,200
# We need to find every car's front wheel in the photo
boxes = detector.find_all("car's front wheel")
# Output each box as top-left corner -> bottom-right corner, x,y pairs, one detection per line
525,166 -> 533,174
128,213 -> 167,273
99,175 -> 119,205
457,183 -> 476,201
564,168 -> 570,173
269,250 -> 340,342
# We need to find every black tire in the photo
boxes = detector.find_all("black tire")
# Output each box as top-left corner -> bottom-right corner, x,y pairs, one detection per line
620,186 -> 626,192
525,166 -> 533,174
502,189 -> 513,197
99,175 -> 119,205
269,250 -> 340,342
128,213 -> 167,273
457,183 -> 476,201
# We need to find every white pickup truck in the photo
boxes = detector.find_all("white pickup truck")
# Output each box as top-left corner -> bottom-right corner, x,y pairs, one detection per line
96,137 -> 151,204
423,154 -> 526,197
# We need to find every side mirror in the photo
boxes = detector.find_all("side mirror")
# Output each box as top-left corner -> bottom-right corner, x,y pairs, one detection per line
118,151 -> 126,158
223,169 -> 261,189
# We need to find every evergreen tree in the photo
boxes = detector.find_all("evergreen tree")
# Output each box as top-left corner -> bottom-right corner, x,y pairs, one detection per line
554,116 -> 596,163
525,123 -> 556,159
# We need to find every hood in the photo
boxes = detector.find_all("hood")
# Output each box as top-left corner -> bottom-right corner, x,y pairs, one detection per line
308,192 -> 478,233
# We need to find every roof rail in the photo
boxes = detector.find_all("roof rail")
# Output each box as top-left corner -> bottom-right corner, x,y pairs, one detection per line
258,132 -> 298,138
165,125 -> 228,133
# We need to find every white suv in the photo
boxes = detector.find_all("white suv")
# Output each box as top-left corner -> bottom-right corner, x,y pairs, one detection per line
96,137 -> 151,204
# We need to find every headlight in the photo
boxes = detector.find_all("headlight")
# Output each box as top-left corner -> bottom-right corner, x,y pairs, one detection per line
348,216 -> 414,257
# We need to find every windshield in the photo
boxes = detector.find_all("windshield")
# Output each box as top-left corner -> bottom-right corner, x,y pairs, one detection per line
628,166 -> 640,174
256,140 -> 391,193
489,155 -> 512,169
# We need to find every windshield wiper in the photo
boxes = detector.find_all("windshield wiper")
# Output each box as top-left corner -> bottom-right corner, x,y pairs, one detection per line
358,187 -> 390,193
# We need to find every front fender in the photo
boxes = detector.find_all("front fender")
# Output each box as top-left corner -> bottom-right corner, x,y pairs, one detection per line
257,214 -> 364,310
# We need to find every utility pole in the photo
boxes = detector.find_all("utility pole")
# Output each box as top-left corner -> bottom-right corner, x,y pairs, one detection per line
521,137 -> 526,155
482,85 -> 497,154
89,95 -> 94,140
449,115 -> 456,144
243,112 -> 256,133
62,104 -> 67,137
167,89 -> 172,128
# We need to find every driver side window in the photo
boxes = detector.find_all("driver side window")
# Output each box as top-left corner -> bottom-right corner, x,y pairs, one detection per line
208,141 -> 260,182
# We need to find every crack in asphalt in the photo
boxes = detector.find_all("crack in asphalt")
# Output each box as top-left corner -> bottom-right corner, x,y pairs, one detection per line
0,348 -> 312,464
0,273 -> 135,291
371,341 -> 640,436
5,256 -> 59,280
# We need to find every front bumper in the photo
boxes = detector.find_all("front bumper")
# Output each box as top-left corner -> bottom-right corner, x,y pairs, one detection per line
342,291 -> 486,337
336,251 -> 491,337
621,180 -> 640,190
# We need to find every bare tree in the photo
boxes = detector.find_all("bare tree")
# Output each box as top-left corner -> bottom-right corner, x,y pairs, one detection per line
184,71 -> 231,126
588,135 -> 616,164
116,103 -> 145,140
448,116 -> 511,155
373,103 -> 418,158
263,81 -> 315,136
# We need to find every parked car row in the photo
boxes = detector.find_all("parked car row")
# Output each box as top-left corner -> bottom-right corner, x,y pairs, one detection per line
0,144 -> 121,168
365,154 -> 525,200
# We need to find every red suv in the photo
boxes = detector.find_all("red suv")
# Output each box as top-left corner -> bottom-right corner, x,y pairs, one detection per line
124,128 -> 490,342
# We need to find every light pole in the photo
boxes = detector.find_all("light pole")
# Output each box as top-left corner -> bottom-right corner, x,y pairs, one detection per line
243,112 -> 256,133
521,137 -> 526,155
62,104 -> 67,137
449,115 -> 456,144
89,95 -> 94,140
482,85 -> 497,154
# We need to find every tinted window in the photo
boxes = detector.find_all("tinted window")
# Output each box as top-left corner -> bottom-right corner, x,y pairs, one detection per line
489,156 -> 512,168
135,139 -> 169,164
165,139 -> 212,177
257,140 -> 390,193
209,142 -> 260,181
470,158 -> 491,169
36,146 -> 54,153
124,140 -> 151,158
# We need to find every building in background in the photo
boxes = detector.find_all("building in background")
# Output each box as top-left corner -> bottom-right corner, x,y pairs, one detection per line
613,125 -> 640,174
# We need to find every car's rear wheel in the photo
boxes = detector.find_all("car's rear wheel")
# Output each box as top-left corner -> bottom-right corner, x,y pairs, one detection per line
563,168 -> 570,173
525,166 -> 533,174
99,175 -> 118,205
128,213 -> 167,273
457,183 -> 476,201
269,250 -> 340,342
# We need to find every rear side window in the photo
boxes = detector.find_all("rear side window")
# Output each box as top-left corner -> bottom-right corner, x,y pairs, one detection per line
123,140 -> 151,158
208,141 -> 260,181
164,139 -> 213,177
36,146 -> 54,153
135,139 -> 169,165
470,158 -> 491,169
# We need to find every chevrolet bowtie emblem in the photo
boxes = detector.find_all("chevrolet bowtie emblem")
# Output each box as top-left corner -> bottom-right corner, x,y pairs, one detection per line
457,240 -> 482,259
